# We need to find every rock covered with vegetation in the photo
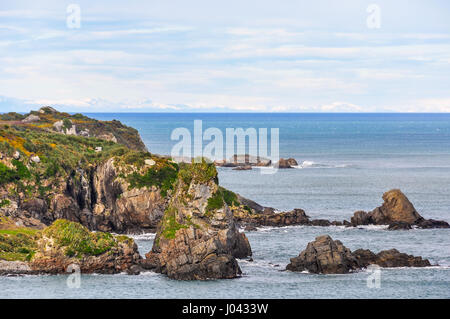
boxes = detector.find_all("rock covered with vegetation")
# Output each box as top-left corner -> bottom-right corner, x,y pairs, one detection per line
143,160 -> 252,280
0,219 -> 140,275
0,106 -> 147,151
0,107 -> 178,233
286,235 -> 431,274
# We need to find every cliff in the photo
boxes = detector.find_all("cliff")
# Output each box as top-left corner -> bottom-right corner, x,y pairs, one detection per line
143,160 -> 252,280
0,107 -> 170,232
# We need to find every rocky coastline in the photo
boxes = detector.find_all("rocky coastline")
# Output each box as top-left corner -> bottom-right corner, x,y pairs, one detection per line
1,107 -> 447,279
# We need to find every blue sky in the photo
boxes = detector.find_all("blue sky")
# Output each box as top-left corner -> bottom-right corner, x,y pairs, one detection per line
1,0 -> 450,112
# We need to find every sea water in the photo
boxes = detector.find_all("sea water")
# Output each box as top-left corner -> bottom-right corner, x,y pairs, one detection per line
1,113 -> 449,298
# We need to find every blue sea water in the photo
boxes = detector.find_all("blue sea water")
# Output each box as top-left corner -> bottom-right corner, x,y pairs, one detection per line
2,113 -> 449,298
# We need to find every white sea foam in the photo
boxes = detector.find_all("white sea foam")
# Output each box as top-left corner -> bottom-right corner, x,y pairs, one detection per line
293,160 -> 355,169
126,233 -> 156,241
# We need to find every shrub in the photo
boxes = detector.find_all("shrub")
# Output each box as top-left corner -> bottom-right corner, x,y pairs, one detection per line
43,219 -> 117,258
127,165 -> 178,197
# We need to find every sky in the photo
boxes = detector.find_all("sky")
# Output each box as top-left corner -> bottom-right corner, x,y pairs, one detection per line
0,0 -> 450,113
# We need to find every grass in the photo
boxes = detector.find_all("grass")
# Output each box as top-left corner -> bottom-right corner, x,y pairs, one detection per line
0,228 -> 40,261
0,220 -> 135,262
160,206 -> 188,239
126,162 -> 178,197
206,191 -> 224,213
220,187 -> 239,207
43,219 -> 118,258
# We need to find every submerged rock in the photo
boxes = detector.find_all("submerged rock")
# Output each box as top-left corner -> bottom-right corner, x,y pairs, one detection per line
286,235 -> 432,274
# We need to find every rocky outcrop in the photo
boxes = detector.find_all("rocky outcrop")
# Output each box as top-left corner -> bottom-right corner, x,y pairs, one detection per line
214,154 -> 271,168
286,235 -> 431,274
1,154 -> 170,233
286,235 -> 360,274
352,248 -> 431,268
144,161 -> 252,280
276,158 -> 298,168
30,220 -> 141,274
350,189 -> 449,229
0,219 -> 141,275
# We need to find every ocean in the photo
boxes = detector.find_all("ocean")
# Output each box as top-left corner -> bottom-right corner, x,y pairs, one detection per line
2,113 -> 449,298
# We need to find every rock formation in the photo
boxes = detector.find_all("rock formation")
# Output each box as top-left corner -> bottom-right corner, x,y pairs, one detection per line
143,160 -> 251,280
0,219 -> 141,275
349,189 -> 449,229
276,158 -> 298,168
286,235 -> 431,274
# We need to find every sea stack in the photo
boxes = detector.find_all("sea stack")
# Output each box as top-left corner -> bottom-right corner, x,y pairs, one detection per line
143,159 -> 252,280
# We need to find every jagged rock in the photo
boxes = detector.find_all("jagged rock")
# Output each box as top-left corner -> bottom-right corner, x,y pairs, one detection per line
234,207 -> 310,227
353,248 -> 431,268
39,106 -> 57,114
415,219 -> 450,229
145,161 -> 251,280
286,158 -> 298,166
349,189 -> 449,229
30,155 -> 40,163
21,114 -> 40,123
286,235 -> 359,274
287,235 -> 432,274
351,210 -> 371,225
232,165 -> 252,170
388,221 -> 412,230
276,158 -> 294,168
310,219 -> 332,226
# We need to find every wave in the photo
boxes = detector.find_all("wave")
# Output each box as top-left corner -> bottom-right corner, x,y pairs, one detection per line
126,233 -> 156,241
294,161 -> 355,169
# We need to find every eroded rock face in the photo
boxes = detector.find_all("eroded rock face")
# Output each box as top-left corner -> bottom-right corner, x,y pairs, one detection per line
287,235 -> 432,274
2,157 -> 169,233
286,235 -> 359,274
353,248 -> 431,268
146,161 -> 251,280
30,220 -> 141,274
276,158 -> 295,168
350,189 -> 449,229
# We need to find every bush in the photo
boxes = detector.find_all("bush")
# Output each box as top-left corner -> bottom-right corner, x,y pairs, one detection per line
127,165 -> 178,197
43,219 -> 117,258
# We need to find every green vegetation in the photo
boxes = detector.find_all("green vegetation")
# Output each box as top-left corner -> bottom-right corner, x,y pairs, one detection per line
62,118 -> 72,130
0,160 -> 31,186
0,112 -> 25,121
177,158 -> 218,186
220,187 -> 239,206
0,199 -> 10,208
43,219 -> 119,258
160,206 -> 188,239
126,162 -> 178,197
206,191 -> 224,213
0,228 -> 39,261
